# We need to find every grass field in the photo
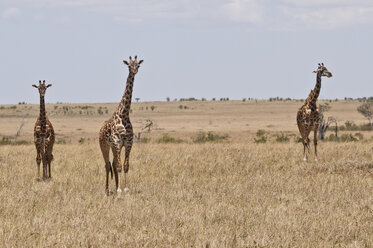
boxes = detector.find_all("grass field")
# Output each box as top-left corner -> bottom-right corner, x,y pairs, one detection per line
1,100 -> 373,247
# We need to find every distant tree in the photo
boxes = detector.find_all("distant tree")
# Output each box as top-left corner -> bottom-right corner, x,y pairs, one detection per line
150,105 -> 156,111
135,98 -> 140,102
318,103 -> 337,140
357,102 -> 373,127
166,97 -> 170,102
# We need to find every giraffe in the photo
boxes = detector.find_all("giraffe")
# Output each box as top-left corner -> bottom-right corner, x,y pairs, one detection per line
33,80 -> 55,180
99,56 -> 143,195
297,63 -> 332,162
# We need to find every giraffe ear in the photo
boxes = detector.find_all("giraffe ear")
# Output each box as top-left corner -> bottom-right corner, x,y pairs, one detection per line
123,60 -> 129,65
46,84 -> 52,88
32,84 -> 38,88
138,60 -> 144,65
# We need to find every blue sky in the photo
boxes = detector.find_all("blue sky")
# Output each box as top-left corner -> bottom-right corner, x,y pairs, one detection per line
1,0 -> 373,104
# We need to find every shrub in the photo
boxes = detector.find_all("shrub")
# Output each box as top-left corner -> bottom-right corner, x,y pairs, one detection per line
193,132 -> 228,143
256,129 -> 266,137
157,134 -> 183,143
255,129 -> 267,143
0,137 -> 30,145
339,121 -> 373,131
339,133 -> 358,142
0,137 -> 12,145
326,133 -> 358,142
327,133 -> 338,142
276,134 -> 289,143
254,136 -> 267,143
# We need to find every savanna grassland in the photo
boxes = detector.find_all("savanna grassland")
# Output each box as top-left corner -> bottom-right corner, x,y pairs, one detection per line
1,100 -> 373,247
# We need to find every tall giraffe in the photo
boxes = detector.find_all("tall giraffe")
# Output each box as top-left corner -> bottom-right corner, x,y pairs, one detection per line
33,80 -> 55,180
99,56 -> 143,195
297,63 -> 332,162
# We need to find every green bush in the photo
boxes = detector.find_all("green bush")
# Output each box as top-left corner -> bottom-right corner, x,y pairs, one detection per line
276,134 -> 289,143
255,129 -> 267,143
339,121 -> 373,131
254,136 -> 267,143
0,137 -> 12,145
326,133 -> 358,142
193,132 -> 228,143
256,129 -> 266,137
0,137 -> 30,145
157,134 -> 183,143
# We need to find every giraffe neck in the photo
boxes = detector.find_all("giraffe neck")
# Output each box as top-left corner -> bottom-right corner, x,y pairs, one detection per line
117,71 -> 135,118
309,71 -> 322,105
39,95 -> 47,133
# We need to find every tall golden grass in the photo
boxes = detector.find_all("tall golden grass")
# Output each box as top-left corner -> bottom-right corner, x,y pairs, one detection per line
1,141 -> 373,247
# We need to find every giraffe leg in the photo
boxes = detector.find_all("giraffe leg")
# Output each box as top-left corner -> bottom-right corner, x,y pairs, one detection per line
36,150 -> 41,180
302,139 -> 307,162
314,125 -> 319,162
46,140 -> 54,179
123,143 -> 132,193
41,151 -> 48,180
111,146 -> 122,194
100,138 -> 112,195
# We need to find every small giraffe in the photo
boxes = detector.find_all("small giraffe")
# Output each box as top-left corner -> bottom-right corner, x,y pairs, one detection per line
297,63 -> 332,162
33,80 -> 55,180
99,56 -> 143,195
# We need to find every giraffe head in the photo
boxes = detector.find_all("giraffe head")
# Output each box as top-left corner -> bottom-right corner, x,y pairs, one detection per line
123,56 -> 143,75
32,80 -> 52,97
313,63 -> 333,78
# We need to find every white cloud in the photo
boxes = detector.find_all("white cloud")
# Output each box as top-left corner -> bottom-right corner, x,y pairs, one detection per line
1,7 -> 21,19
279,1 -> 373,29
1,0 -> 373,30
219,0 -> 263,23
281,0 -> 373,7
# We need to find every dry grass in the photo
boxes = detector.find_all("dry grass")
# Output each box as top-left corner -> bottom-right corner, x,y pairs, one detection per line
1,100 -> 373,247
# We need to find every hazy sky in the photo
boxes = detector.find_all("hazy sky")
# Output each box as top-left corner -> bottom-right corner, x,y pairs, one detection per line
1,0 -> 373,104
